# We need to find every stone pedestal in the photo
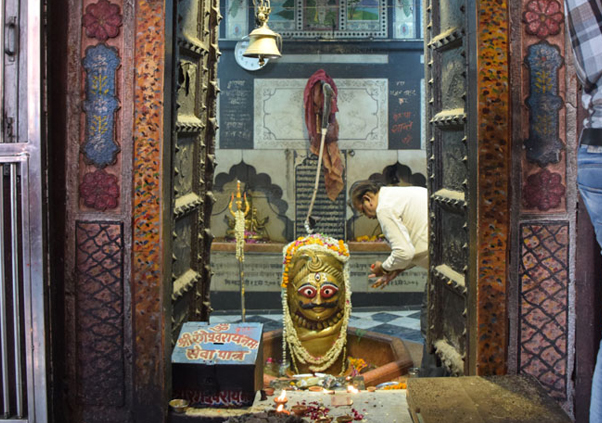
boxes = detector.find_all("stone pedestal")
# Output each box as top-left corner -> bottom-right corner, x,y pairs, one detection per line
406,376 -> 572,423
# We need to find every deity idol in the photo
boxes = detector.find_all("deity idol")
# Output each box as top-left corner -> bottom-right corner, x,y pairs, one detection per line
281,234 -> 351,375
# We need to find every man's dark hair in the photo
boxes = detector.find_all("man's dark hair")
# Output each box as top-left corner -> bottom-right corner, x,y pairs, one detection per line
348,179 -> 382,210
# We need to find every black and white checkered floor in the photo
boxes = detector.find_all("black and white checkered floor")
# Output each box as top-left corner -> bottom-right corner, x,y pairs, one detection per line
210,307 -> 423,344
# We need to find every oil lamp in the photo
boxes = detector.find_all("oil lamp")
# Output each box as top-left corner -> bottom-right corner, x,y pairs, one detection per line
346,385 -> 359,394
275,404 -> 290,415
273,390 -> 288,407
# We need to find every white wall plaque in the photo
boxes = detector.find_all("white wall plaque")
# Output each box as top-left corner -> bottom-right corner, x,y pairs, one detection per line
254,78 -> 388,150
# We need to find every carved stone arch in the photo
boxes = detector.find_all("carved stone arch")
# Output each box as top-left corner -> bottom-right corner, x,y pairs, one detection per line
376,162 -> 427,188
213,161 -> 294,241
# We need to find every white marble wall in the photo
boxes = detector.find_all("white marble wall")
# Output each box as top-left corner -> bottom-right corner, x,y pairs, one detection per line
210,251 -> 427,293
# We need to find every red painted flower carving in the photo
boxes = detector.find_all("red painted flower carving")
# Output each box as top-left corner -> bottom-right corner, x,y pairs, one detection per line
523,0 -> 564,39
523,169 -> 566,211
82,0 -> 123,41
80,169 -> 120,211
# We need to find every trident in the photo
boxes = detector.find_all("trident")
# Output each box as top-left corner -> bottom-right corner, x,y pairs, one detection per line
228,180 -> 250,322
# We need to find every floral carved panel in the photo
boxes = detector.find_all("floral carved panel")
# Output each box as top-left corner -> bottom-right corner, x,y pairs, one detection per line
81,44 -> 121,169
83,0 -> 123,41
522,0 -> 563,39
524,41 -> 564,167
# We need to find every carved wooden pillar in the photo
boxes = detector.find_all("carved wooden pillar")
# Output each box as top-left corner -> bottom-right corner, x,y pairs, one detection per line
474,0 -> 512,377
62,0 -> 173,421
508,0 -> 578,416
425,1 -> 578,415
64,0 -> 136,421
131,0 -> 172,420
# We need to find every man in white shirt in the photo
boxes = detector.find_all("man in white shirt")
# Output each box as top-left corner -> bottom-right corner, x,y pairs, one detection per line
349,180 -> 429,288
349,179 -> 444,377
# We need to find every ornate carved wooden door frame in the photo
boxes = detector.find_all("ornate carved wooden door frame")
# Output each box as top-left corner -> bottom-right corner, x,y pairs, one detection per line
425,0 -> 511,376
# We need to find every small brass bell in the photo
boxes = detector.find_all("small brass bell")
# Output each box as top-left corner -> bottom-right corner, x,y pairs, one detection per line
243,22 -> 282,65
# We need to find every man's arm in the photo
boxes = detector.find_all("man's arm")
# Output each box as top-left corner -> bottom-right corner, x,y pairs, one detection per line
378,207 -> 416,272
369,263 -> 417,289
565,0 -> 602,92
565,0 -> 602,132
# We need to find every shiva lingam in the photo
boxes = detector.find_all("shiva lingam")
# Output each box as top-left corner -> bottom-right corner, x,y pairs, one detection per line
281,234 -> 351,376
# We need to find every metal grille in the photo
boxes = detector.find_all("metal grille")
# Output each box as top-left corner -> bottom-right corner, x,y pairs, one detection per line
0,0 -> 46,421
0,159 -> 27,421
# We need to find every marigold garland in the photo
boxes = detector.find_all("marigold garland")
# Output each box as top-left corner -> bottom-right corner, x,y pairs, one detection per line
348,357 -> 368,374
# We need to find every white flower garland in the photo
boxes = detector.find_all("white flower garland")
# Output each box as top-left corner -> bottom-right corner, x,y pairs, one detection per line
281,236 -> 351,374
234,209 -> 245,262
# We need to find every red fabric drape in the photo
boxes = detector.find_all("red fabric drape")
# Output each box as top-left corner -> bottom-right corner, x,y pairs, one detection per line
303,69 -> 345,201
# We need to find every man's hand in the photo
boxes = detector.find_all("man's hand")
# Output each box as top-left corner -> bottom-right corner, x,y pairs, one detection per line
369,262 -> 402,289
369,269 -> 402,289
370,261 -> 387,277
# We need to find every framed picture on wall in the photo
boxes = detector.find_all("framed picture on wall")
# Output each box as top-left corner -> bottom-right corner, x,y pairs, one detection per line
346,0 -> 380,30
225,0 -> 249,39
268,0 -> 297,31
267,0 -> 387,38
392,0 -> 418,39
303,0 -> 340,31
222,0 -> 423,40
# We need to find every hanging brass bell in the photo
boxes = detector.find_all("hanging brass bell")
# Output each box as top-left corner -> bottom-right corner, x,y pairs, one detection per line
243,22 -> 282,65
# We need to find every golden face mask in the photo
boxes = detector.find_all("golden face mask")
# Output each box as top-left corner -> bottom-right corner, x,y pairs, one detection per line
287,251 -> 345,327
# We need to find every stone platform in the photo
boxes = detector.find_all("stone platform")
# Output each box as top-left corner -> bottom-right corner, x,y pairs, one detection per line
170,389 -> 413,422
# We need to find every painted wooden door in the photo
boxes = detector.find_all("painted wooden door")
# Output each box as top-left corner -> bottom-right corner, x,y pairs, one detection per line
424,0 -> 478,376
169,0 -> 221,341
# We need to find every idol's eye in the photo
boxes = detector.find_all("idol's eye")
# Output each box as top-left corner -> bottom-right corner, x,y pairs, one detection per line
298,285 -> 317,298
320,283 -> 339,299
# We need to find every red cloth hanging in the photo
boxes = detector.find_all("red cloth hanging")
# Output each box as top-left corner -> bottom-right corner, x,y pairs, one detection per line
303,69 -> 345,201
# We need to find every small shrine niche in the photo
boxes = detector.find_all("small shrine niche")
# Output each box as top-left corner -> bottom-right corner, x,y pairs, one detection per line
212,162 -> 293,244
224,185 -> 271,242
